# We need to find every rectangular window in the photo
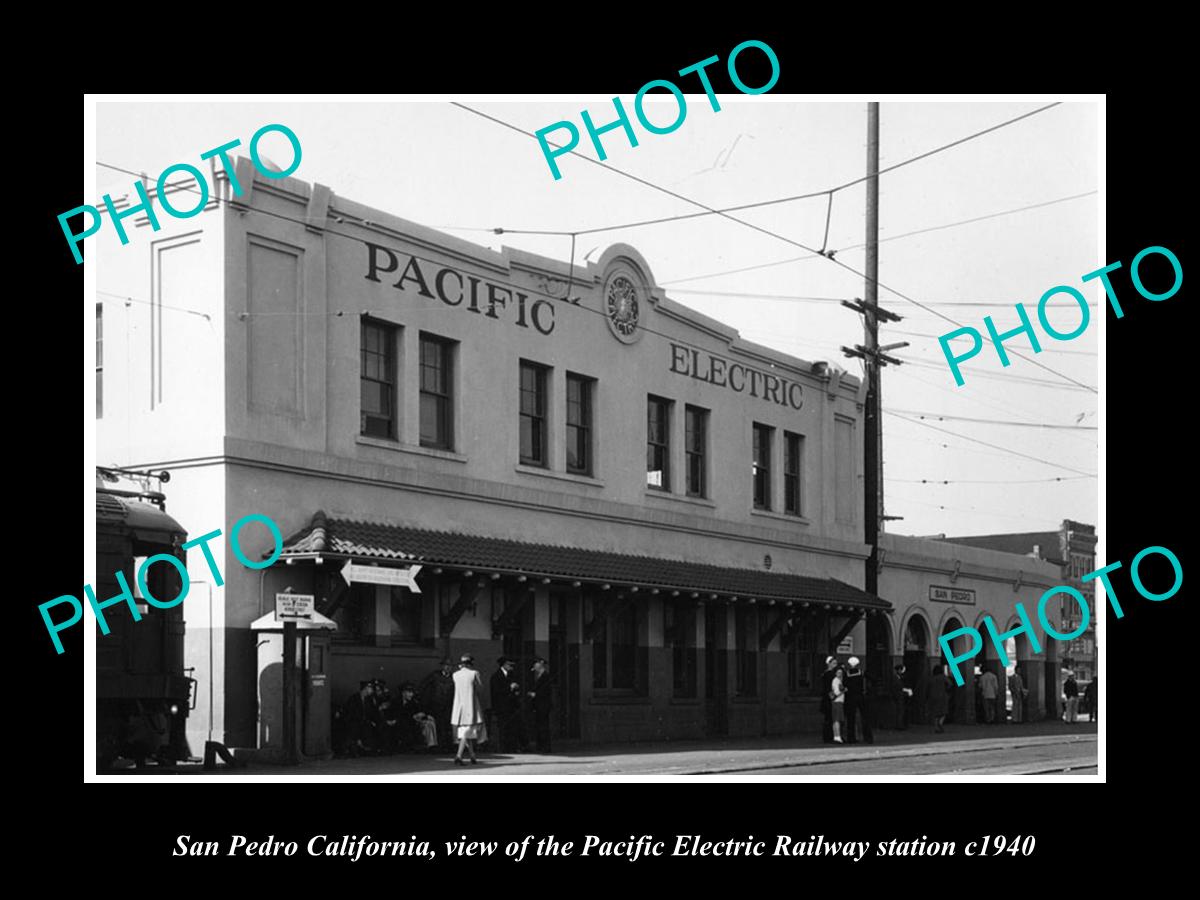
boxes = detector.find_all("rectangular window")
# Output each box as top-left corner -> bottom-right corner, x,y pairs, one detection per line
735,604 -> 757,697
685,405 -> 707,498
835,418 -> 855,523
388,585 -> 422,643
566,373 -> 593,475
332,583 -> 425,646
96,303 -> 103,419
784,431 -> 803,515
592,602 -> 607,690
753,423 -> 773,510
592,598 -> 644,694
665,599 -> 698,698
332,582 -> 374,644
360,318 -> 397,439
419,333 -> 453,449
647,396 -> 671,490
519,361 -> 549,466
612,603 -> 638,689
786,617 -> 815,694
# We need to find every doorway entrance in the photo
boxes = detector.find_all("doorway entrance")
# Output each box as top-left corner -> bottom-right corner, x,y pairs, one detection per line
704,604 -> 727,737
548,592 -> 580,739
903,615 -> 930,723
940,617 -> 967,723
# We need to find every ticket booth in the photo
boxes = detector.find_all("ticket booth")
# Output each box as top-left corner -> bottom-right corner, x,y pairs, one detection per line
251,608 -> 337,762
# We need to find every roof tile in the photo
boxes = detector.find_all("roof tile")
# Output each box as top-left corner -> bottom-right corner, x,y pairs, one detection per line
277,512 -> 889,610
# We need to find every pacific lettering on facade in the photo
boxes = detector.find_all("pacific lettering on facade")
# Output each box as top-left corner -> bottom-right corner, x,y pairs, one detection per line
364,242 -> 556,335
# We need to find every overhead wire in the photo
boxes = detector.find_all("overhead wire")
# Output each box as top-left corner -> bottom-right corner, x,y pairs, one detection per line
890,327 -> 1097,356
665,286 -> 1097,309
658,190 -> 1098,286
479,102 -> 1065,238
885,492 -> 1069,526
887,364 -> 1096,436
888,475 -> 1093,485
884,410 -> 1097,431
452,102 -> 1096,394
892,355 -> 1095,392
886,412 -> 1095,477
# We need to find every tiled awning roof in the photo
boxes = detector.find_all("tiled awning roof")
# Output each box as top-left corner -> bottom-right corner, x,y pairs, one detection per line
276,511 -> 889,611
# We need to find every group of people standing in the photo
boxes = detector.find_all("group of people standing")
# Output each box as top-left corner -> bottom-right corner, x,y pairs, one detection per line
819,656 -> 1068,741
336,654 -> 554,766
820,655 -> 874,744
446,654 -> 554,766
1063,674 -> 1097,724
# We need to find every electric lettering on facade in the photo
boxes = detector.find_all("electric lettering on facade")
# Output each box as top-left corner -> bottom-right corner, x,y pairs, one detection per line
938,245 -> 1183,386
365,242 -> 556,335
40,514 -> 283,654
669,342 -> 804,409
535,40 -> 781,180
57,124 -> 303,265
939,543 -> 1182,685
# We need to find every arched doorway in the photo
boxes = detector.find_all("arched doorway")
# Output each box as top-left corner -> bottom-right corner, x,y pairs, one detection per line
903,614 -> 930,723
940,616 -> 970,723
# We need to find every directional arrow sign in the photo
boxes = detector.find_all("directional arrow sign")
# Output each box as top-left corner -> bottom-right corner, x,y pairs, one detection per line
340,560 -> 422,592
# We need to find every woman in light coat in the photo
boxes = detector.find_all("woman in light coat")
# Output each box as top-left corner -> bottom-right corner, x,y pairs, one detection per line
450,654 -> 485,766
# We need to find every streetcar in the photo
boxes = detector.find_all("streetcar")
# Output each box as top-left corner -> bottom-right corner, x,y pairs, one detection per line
96,467 -> 194,769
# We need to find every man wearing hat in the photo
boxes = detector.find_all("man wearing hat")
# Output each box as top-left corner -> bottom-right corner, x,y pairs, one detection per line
490,657 -> 524,752
820,655 -> 839,743
844,656 -> 873,745
341,680 -> 379,757
527,656 -> 553,753
420,658 -> 456,750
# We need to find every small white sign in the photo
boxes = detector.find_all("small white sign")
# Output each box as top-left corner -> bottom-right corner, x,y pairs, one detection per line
930,585 -> 977,605
340,560 -> 422,592
275,592 -> 315,621
837,636 -> 854,655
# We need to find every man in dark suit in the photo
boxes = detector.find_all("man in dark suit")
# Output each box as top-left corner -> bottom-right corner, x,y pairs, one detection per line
490,657 -> 523,752
527,656 -> 553,753
891,664 -> 911,729
1084,676 -> 1097,724
341,680 -> 379,757
820,655 -> 838,743
420,658 -> 456,750
844,656 -> 874,744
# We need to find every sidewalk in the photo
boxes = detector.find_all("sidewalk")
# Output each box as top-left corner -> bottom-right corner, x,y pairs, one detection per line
197,719 -> 1097,777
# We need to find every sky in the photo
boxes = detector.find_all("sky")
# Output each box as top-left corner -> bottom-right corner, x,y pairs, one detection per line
96,97 -> 1099,538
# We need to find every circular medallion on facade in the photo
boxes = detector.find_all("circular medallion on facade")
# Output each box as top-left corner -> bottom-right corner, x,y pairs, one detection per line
605,275 -> 641,342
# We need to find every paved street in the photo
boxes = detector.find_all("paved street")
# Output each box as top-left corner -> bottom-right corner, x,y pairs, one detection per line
145,720 -> 1095,777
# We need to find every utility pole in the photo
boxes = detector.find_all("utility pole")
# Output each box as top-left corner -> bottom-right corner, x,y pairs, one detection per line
842,103 -> 906,601
864,101 -> 881,598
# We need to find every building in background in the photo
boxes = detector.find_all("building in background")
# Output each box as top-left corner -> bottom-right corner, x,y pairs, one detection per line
942,520 -> 1098,707
877,534 -> 1062,725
